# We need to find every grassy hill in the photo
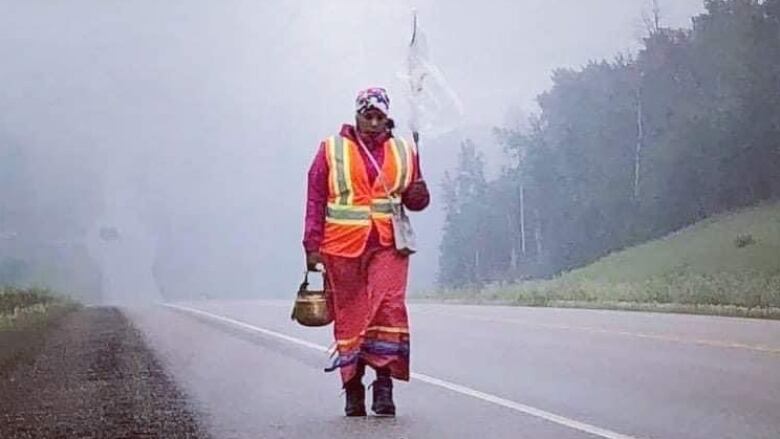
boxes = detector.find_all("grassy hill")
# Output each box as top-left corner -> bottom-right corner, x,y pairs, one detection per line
435,202 -> 780,318
564,202 -> 780,283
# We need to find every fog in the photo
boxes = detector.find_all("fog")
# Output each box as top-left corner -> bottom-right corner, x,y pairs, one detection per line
0,0 -> 704,303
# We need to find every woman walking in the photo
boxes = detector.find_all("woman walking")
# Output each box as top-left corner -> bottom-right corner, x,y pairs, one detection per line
303,87 -> 429,416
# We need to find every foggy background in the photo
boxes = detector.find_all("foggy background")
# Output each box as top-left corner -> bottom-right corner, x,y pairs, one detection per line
0,0 -> 704,303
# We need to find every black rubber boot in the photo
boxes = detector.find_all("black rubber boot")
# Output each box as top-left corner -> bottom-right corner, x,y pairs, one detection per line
371,368 -> 395,417
344,363 -> 366,417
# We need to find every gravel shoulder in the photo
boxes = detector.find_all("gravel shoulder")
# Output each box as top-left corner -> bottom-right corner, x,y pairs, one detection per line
0,307 -> 209,439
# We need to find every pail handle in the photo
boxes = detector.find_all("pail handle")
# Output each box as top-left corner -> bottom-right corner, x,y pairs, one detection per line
299,266 -> 326,295
292,267 -> 328,321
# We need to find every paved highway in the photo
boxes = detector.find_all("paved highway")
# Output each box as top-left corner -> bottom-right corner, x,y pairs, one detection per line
127,301 -> 780,438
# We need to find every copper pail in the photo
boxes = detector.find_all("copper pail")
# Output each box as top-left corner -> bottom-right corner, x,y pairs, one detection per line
291,270 -> 333,327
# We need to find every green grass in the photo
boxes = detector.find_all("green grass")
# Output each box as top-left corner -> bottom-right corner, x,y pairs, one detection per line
0,287 -> 79,375
431,202 -> 780,318
0,287 -> 58,314
0,287 -> 77,330
563,203 -> 780,282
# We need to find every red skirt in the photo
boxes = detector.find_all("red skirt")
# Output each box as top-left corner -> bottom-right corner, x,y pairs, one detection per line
322,247 -> 410,385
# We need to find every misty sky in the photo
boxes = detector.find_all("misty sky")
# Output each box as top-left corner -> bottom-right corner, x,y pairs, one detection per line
0,1 -> 704,300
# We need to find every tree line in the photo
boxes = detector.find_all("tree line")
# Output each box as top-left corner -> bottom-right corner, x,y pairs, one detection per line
439,0 -> 780,287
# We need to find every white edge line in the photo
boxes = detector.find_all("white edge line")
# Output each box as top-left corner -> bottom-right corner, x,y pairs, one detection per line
411,372 -> 638,439
163,303 -> 328,353
162,303 -> 641,439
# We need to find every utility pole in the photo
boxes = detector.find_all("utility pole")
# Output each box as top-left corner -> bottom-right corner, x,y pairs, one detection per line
519,184 -> 527,256
633,75 -> 644,201
508,212 -> 518,271
534,208 -> 543,260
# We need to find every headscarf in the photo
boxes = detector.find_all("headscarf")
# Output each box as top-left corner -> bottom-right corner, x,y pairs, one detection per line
355,87 -> 390,116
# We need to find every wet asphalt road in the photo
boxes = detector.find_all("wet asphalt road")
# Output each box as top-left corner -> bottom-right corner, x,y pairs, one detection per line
128,301 -> 780,439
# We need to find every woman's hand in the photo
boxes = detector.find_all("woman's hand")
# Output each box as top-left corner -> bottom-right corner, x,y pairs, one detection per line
306,251 -> 323,272
402,179 -> 430,212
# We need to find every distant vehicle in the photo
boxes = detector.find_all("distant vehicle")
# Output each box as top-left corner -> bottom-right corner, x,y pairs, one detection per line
0,231 -> 18,240
99,227 -> 120,242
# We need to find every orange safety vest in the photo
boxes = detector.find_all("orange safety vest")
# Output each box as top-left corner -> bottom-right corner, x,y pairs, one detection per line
320,135 -> 417,257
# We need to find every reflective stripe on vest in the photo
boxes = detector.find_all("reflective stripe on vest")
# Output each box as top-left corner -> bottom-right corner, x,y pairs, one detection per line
325,199 -> 398,224
326,203 -> 370,225
371,198 -> 399,217
327,136 -> 353,206
390,138 -> 410,193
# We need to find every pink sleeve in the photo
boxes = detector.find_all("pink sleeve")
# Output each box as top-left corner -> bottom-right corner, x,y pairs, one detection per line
303,143 -> 328,253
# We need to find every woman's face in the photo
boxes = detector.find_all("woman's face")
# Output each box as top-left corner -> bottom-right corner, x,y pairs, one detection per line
356,109 -> 389,135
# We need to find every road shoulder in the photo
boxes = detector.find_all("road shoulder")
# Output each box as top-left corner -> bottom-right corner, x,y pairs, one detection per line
0,307 -> 209,438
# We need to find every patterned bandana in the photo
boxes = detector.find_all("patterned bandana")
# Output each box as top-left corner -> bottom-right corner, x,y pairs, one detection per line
355,87 -> 390,116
